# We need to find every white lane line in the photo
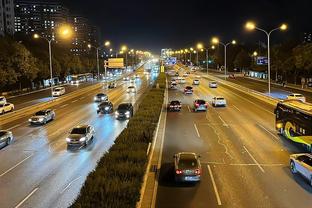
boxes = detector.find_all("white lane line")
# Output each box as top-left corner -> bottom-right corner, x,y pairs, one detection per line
187,105 -> 191,112
71,99 -> 78,103
230,163 -> 284,167
14,187 -> 39,208
207,165 -> 222,206
194,123 -> 200,138
60,176 -> 82,194
79,97 -> 85,100
6,124 -> 21,131
0,153 -> 33,177
243,145 -> 265,173
233,105 -> 241,112
60,104 -> 68,108
257,124 -> 280,142
218,116 -> 229,127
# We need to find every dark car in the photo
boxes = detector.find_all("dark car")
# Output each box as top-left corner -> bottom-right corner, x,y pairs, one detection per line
108,82 -> 117,89
184,86 -> 193,94
94,93 -> 108,102
168,100 -> 182,111
97,101 -> 113,114
115,103 -> 133,119
174,152 -> 201,182
193,99 -> 207,112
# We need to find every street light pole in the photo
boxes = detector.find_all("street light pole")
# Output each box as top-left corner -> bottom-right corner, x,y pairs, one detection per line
48,39 -> 53,99
206,49 -> 208,74
96,47 -> 100,80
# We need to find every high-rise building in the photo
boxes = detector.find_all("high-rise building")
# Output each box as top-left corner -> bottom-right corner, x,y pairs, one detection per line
303,32 -> 312,43
0,0 -> 15,36
14,0 -> 68,41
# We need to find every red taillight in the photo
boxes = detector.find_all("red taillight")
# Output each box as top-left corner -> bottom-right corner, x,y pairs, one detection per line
205,103 -> 208,107
195,103 -> 199,107
195,169 -> 201,175
176,169 -> 183,174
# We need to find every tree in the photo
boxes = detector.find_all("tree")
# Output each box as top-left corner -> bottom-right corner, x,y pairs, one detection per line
233,49 -> 251,70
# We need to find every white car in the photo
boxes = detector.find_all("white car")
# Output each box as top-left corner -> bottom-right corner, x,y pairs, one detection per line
170,79 -> 177,85
0,96 -> 6,105
180,78 -> 186,84
209,81 -> 218,88
286,93 -> 306,102
127,86 -> 136,93
29,109 -> 55,125
212,96 -> 226,107
193,79 -> 200,85
290,153 -> 312,186
52,87 -> 65,97
0,103 -> 14,114
182,73 -> 188,77
123,77 -> 130,81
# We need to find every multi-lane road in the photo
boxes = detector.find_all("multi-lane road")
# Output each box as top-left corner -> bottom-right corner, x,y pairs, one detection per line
155,67 -> 312,208
0,65 -> 157,208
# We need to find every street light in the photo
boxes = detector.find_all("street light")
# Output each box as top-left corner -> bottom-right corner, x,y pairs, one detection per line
245,21 -> 287,94
33,25 -> 72,99
87,44 -> 100,80
197,43 -> 215,75
104,41 -> 110,47
121,45 -> 128,69
211,37 -> 236,78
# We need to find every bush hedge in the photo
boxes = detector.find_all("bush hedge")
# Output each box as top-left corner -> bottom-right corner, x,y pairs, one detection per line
71,72 -> 166,208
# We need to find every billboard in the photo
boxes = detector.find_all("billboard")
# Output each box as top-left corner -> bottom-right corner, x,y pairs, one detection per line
106,58 -> 124,68
256,57 -> 268,65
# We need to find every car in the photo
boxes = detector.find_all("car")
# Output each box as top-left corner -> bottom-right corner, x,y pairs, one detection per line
94,93 -> 108,102
108,82 -> 117,89
66,125 -> 95,147
195,75 -> 201,79
209,81 -> 218,88
193,79 -> 200,85
127,86 -> 136,93
212,96 -> 227,107
290,153 -> 312,186
174,152 -> 201,182
170,79 -> 177,85
175,72 -> 179,77
170,83 -> 178,89
97,101 -> 113,114
168,100 -> 182,111
286,93 -> 306,102
123,77 -> 130,81
115,103 -> 133,119
180,78 -> 186,84
186,71 -> 191,75
182,73 -> 188,77
0,103 -> 14,114
184,86 -> 193,94
193,99 -> 208,111
52,87 -> 65,97
29,109 -> 55,125
135,74 -> 140,79
0,130 -> 14,148
0,96 -> 6,105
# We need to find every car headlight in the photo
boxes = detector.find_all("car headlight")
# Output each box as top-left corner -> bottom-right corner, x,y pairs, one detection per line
79,137 -> 86,142
28,119 -> 32,122
94,97 -> 97,100
38,118 -> 44,122
66,138 -> 71,142
101,97 -> 105,100
105,107 -> 109,110
115,111 -> 119,115
125,111 -> 130,115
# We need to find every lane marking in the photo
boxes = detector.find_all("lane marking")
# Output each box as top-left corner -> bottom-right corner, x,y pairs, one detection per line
60,176 -> 82,194
187,105 -> 191,112
194,123 -> 200,138
243,145 -> 265,173
0,153 -> 34,177
207,165 -> 222,206
60,104 -> 68,108
233,105 -> 241,112
257,124 -> 280,142
218,116 -> 229,127
14,187 -> 39,208
71,99 -> 78,103
6,124 -> 21,131
229,163 -> 284,167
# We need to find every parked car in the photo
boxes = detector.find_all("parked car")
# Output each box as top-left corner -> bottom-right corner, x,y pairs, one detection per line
174,152 -> 201,182
290,153 -> 312,186
52,87 -> 65,97
286,93 -> 306,102
127,86 -> 136,93
0,130 -> 14,148
0,96 -> 6,105
108,82 -> 117,89
94,93 -> 108,102
0,103 -> 14,114
66,125 -> 95,147
193,79 -> 200,85
193,99 -> 207,112
97,101 -> 113,114
168,100 -> 182,112
115,103 -> 133,119
212,96 -> 227,107
184,86 -> 193,94
29,109 -> 55,125
209,81 -> 218,88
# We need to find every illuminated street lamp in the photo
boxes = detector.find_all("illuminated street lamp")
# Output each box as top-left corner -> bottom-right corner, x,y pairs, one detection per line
121,45 -> 128,69
33,25 -> 72,98
197,43 -> 215,75
87,44 -> 100,80
211,37 -> 236,79
245,21 -> 287,94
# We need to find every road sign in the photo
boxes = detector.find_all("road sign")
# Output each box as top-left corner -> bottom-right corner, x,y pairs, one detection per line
165,57 -> 177,65
256,57 -> 268,65
105,58 -> 124,68
161,65 -> 165,72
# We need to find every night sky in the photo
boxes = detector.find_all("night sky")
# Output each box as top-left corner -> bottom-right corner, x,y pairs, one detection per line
63,0 -> 312,53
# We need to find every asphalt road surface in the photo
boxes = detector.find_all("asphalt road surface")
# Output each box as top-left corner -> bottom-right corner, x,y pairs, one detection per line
0,67 -> 158,208
155,70 -> 312,208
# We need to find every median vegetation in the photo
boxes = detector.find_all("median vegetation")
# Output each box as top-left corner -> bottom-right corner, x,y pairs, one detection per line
71,72 -> 166,208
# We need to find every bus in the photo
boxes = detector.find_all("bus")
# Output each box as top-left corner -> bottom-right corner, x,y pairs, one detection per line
70,73 -> 93,85
274,100 -> 312,152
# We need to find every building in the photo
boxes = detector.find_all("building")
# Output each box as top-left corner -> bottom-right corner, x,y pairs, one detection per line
0,0 -> 15,36
303,32 -> 312,43
14,0 -> 68,41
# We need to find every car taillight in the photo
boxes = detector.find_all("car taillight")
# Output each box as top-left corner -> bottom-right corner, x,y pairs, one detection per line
195,169 -> 201,175
205,103 -> 208,107
170,105 -> 173,107
195,103 -> 199,107
176,169 -> 183,174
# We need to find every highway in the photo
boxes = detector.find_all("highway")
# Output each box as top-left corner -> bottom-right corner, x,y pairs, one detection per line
0,65 -> 157,208
155,67 -> 312,208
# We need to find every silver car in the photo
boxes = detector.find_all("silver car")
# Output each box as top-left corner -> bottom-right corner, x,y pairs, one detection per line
66,125 -> 95,147
94,93 -> 108,102
290,153 -> 312,186
29,109 -> 55,125
174,152 -> 201,182
0,130 -> 14,148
